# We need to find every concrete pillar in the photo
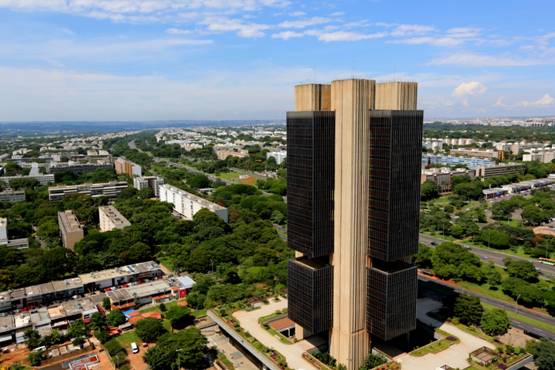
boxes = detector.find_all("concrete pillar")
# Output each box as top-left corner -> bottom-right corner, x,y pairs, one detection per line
330,79 -> 374,370
375,82 -> 417,110
295,84 -> 331,111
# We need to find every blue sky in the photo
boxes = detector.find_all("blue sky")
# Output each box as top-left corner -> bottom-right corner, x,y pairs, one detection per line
0,0 -> 554,121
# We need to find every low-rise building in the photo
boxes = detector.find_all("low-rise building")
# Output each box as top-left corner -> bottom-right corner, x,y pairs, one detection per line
214,147 -> 249,160
0,174 -> 55,186
450,148 -> 503,160
48,181 -> 128,201
106,280 -> 174,310
114,157 -> 142,177
159,184 -> 228,222
133,176 -> 164,197
58,210 -> 84,251
475,164 -> 525,178
98,206 -> 131,232
48,162 -> 113,175
78,261 -> 163,293
421,167 -> 474,192
0,189 -> 26,202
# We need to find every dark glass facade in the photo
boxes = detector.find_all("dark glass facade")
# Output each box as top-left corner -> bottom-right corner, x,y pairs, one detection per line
366,262 -> 417,341
368,110 -> 424,261
288,259 -> 333,334
287,111 -> 335,258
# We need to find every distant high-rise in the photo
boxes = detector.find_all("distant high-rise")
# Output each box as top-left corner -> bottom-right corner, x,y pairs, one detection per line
287,80 -> 423,369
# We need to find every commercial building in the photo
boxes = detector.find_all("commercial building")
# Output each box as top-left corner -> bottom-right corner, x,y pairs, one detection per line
214,147 -> 249,160
0,174 -> 55,186
133,176 -> 164,197
0,261 -> 163,313
475,164 -> 524,178
266,150 -> 287,165
98,206 -> 131,232
58,210 -> 84,251
48,181 -> 128,200
159,183 -> 228,223
450,148 -> 503,160
0,189 -> 26,202
0,218 -> 7,245
287,80 -> 421,369
106,280 -> 173,310
114,157 -> 142,177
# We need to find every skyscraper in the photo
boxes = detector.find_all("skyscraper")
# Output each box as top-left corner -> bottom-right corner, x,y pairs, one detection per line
287,79 -> 422,370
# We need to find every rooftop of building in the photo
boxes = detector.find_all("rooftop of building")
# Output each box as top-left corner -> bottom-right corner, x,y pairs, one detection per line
48,181 -> 128,191
58,210 -> 83,232
106,280 -> 171,303
78,261 -> 161,285
99,206 -> 131,228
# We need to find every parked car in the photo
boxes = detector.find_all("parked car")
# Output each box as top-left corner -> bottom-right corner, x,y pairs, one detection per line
131,342 -> 139,354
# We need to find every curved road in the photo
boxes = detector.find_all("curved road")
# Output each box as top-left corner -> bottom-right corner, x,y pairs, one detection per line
419,234 -> 555,279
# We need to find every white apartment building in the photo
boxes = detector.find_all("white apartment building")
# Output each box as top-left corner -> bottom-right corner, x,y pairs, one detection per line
523,148 -> 555,163
0,218 -> 7,245
98,206 -> 131,232
159,184 -> 228,223
133,176 -> 164,197
266,150 -> 287,165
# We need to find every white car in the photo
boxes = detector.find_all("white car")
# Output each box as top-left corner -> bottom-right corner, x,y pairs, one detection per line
131,342 -> 139,354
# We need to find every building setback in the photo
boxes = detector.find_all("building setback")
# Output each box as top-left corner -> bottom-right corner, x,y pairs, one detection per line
133,176 -> 164,197
159,183 -> 228,223
48,181 -> 128,201
99,206 -> 131,232
287,80 -> 422,370
58,210 -> 84,251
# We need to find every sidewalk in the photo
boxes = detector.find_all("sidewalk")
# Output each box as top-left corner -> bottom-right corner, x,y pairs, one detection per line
232,298 -> 318,370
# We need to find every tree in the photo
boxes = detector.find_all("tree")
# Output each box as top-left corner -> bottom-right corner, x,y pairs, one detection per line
502,277 -> 544,307
144,328 -> 208,370
453,294 -> 483,326
94,328 -> 110,344
421,180 -> 440,201
89,312 -> 107,331
68,320 -> 87,345
480,309 -> 510,336
28,351 -> 43,366
527,339 -> 555,370
453,181 -> 483,200
522,205 -> 551,226
504,258 -> 539,282
480,228 -> 511,249
135,318 -> 167,343
414,245 -> 434,269
359,353 -> 387,370
102,297 -> 112,310
164,306 -> 195,330
24,329 -> 41,349
106,310 -> 126,327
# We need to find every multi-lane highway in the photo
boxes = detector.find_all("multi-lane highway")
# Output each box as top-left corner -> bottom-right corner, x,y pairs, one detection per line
419,274 -> 555,340
419,234 -> 555,279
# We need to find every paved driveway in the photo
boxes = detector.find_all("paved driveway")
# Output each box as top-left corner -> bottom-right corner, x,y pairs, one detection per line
396,298 -> 495,370
233,298 -> 318,370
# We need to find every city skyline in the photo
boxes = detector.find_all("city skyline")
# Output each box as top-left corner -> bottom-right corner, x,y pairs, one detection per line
0,0 -> 554,121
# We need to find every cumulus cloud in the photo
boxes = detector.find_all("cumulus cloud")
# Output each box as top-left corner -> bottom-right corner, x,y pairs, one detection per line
272,31 -> 304,40
317,31 -> 386,42
201,17 -> 270,38
452,81 -> 487,97
278,16 -> 329,29
520,94 -> 555,107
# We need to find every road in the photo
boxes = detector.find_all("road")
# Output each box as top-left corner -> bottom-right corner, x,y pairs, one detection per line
419,233 -> 555,279
419,274 -> 555,341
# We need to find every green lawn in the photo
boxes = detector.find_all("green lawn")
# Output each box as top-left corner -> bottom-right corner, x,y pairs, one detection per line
457,281 -> 516,305
217,171 -> 241,182
410,332 -> 459,357
481,302 -> 555,334
115,331 -> 142,347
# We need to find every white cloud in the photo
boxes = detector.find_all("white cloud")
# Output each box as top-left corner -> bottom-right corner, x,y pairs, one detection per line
166,28 -> 191,35
317,31 -> 386,42
429,52 -> 545,67
201,17 -> 270,38
390,24 -> 435,37
452,81 -> 487,97
520,94 -> 554,107
392,36 -> 465,47
272,31 -> 304,40
278,16 -> 329,29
